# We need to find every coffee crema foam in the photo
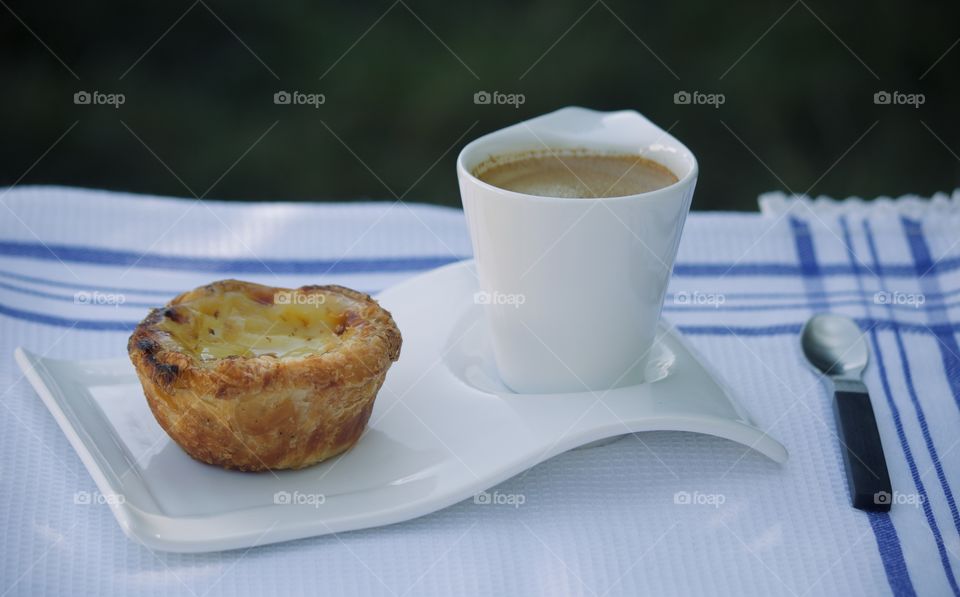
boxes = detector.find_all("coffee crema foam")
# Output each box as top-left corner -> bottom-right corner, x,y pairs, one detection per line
473,150 -> 678,198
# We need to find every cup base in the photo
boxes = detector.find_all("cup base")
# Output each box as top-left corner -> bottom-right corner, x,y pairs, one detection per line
445,304 -> 676,397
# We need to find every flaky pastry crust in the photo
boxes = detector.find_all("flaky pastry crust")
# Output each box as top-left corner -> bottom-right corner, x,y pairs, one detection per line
128,279 -> 401,471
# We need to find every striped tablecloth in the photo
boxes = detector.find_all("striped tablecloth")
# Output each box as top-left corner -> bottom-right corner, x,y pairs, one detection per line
1,186 -> 959,596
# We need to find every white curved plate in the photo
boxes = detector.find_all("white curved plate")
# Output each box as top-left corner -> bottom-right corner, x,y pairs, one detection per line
14,260 -> 786,553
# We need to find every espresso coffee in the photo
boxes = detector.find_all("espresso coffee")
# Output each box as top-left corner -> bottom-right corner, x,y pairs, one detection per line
474,150 -> 678,198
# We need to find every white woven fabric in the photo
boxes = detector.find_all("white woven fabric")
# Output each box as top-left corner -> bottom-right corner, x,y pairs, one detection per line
2,185 -> 959,596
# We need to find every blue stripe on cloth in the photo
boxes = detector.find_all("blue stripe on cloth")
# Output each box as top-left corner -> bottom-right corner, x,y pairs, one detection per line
673,287 -> 960,302
902,217 -> 960,412
858,218 -> 959,595
841,218 -> 918,597
867,512 -> 918,597
855,221 -> 960,543
0,302 -> 134,331
795,217 -> 916,596
672,259 -> 960,278
895,219 -> 960,538
6,238 -> 960,278
679,321 -> 960,336
665,297 -> 960,313
902,218 -> 949,322
0,268 -> 177,296
0,240 -> 464,274
789,217 -> 824,286
867,326 -> 959,595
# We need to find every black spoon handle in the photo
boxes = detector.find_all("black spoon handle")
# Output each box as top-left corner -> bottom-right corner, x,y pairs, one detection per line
832,384 -> 893,512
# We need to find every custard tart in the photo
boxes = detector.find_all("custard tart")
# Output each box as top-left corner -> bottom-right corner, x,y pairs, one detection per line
128,280 -> 401,471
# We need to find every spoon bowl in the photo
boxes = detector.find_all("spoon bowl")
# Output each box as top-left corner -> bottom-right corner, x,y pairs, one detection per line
801,313 -> 868,379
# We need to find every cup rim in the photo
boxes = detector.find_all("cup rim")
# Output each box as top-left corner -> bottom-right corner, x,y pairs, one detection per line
456,107 -> 698,204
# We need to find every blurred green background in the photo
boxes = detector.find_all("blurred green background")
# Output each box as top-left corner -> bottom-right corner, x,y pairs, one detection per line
2,0 -> 958,210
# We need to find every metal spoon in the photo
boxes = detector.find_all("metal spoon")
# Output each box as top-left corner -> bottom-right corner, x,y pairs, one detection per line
801,314 -> 892,512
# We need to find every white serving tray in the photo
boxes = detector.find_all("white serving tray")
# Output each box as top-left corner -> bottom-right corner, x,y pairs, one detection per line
15,260 -> 786,553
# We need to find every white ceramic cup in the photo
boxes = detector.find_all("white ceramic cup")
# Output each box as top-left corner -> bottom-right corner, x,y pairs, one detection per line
456,107 -> 698,394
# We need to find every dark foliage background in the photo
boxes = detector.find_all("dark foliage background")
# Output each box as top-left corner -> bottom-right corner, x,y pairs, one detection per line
2,0 -> 958,209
